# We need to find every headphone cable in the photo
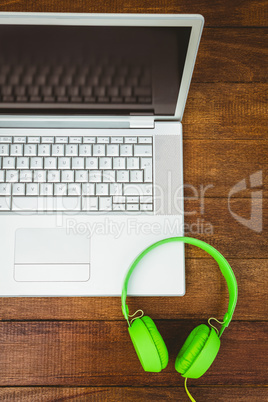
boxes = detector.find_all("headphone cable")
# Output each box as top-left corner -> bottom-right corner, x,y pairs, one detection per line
184,378 -> 196,402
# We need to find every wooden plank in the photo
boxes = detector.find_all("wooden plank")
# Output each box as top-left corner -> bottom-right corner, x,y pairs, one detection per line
0,386 -> 267,401
194,29 -> 267,83
183,198 -> 267,258
0,0 -> 267,27
184,84 -> 268,140
183,140 -> 268,198
0,258 -> 266,321
0,321 -> 266,386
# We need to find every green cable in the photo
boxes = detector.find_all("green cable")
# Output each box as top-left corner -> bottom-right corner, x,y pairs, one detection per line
184,378 -> 196,402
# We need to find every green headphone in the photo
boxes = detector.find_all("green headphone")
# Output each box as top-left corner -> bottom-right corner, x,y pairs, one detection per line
121,237 -> 238,391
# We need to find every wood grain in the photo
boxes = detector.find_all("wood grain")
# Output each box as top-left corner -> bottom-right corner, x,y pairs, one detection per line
0,321 -> 266,386
194,29 -> 268,83
0,0 -> 267,27
0,258 -> 266,321
184,84 -> 268,140
183,140 -> 267,198
0,386 -> 267,401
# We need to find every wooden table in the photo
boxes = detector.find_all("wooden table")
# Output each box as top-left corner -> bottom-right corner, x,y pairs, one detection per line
0,1 -> 267,401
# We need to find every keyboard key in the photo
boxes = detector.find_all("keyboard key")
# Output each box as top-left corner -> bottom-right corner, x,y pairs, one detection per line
0,137 -> 12,143
124,137 -> 137,144
41,137 -> 54,143
120,144 -> 133,156
127,157 -> 139,169
16,157 -> 29,169
20,170 -> 33,182
140,196 -> 153,203
113,196 -> 125,204
89,171 -> 102,182
33,170 -> 47,183
55,137 -> 68,143
69,137 -> 82,143
107,144 -> 119,156
27,137 -> 40,143
72,157 -> 85,169
102,170 -> 115,183
124,183 -> 152,196
140,204 -> 153,211
82,183 -> 95,196
138,137 -> 153,144
130,170 -> 143,182
111,137 -> 123,144
54,183 -> 67,196
26,183 -> 39,196
38,144 -> 51,156
68,183 -> 81,196
12,196 -> 81,211
0,196 -> 11,211
14,136 -> 26,143
134,87 -> 151,97
52,144 -> 64,156
0,144 -> 9,156
110,183 -> 122,196
127,204 -> 139,211
99,157 -> 112,170
96,183 -> 109,196
141,158 -> 153,182
40,183 -> 53,196
66,144 -> 78,156
0,183 -> 11,195
93,144 -> 105,156
86,157 -> 98,169
82,197 -> 98,211
97,137 -> 109,144
134,145 -> 152,156
24,144 -> 37,156
117,170 -> 129,182
0,171 -> 4,182
61,170 -> 74,182
126,197 -> 139,203
2,157 -> 15,169
113,157 -> 125,169
58,158 -> 71,169
30,157 -> 43,169
113,203 -> 125,211
83,137 -> 96,144
10,144 -> 23,156
75,170 -> 88,182
47,170 -> 60,182
99,196 -> 112,211
79,144 -> 92,156
6,170 -> 19,182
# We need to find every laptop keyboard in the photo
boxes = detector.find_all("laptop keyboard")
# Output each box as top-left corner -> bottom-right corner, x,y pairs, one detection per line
0,135 -> 153,212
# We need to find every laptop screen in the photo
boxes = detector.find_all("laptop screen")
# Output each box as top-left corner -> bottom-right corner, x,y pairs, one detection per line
0,24 -> 191,116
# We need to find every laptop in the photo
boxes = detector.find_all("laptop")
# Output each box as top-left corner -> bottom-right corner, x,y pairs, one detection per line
0,13 -> 204,296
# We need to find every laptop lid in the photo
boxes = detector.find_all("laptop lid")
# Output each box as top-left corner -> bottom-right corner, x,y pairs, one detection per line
0,13 -> 204,123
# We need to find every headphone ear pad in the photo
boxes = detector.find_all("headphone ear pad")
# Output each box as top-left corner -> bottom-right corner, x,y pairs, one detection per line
128,316 -> 168,372
175,324 -> 220,378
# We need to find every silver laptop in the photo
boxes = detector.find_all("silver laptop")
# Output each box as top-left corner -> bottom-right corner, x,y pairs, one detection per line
0,13 -> 204,296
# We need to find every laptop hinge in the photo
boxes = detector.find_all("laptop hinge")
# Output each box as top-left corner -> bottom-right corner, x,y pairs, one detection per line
129,116 -> 155,129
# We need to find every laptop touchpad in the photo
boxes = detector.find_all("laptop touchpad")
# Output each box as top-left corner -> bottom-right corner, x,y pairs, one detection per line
14,228 -> 90,282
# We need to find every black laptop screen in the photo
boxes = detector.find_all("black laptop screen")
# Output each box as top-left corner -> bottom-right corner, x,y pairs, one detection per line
0,24 -> 191,116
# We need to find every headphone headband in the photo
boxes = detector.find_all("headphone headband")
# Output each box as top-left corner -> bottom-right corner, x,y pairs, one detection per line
121,237 -> 238,336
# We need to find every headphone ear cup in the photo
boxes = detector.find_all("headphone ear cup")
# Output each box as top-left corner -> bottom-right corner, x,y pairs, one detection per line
128,316 -> 168,372
175,324 -> 220,378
